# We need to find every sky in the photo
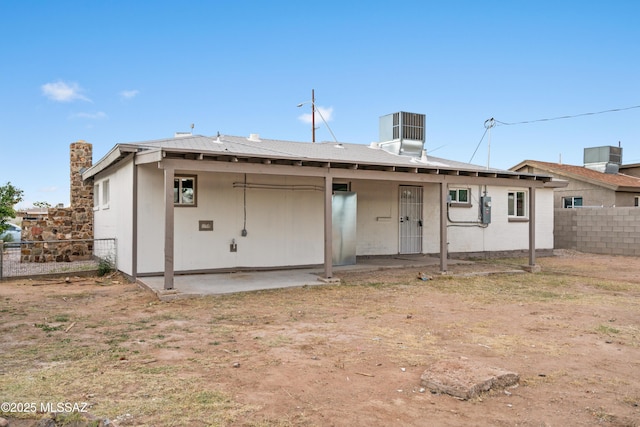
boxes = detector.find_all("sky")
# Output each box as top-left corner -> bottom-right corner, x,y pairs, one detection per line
2,1 -> 639,208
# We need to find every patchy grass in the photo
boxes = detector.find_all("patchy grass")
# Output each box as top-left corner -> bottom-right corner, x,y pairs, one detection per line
2,257 -> 640,426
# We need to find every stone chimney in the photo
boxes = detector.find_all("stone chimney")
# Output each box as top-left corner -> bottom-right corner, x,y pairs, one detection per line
69,141 -> 94,239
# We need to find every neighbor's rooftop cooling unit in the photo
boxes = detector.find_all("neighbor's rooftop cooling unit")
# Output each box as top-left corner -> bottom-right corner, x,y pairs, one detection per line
378,112 -> 426,158
584,146 -> 622,174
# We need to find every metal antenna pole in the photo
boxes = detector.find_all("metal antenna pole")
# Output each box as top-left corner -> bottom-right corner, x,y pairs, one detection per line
484,118 -> 496,170
312,89 -> 315,143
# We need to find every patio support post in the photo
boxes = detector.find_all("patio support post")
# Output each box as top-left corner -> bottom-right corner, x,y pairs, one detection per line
439,181 -> 448,272
164,167 -> 175,289
324,174 -> 333,278
132,163 -> 138,280
529,186 -> 536,266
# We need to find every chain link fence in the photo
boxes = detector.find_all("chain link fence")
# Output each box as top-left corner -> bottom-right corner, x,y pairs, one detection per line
0,238 -> 116,280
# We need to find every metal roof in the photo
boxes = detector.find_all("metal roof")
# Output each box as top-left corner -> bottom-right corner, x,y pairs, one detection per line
84,134 -> 553,182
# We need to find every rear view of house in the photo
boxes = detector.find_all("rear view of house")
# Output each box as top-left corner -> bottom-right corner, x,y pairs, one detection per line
83,113 -> 557,289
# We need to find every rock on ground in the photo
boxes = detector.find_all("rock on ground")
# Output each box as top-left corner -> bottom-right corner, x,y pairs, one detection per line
420,359 -> 519,400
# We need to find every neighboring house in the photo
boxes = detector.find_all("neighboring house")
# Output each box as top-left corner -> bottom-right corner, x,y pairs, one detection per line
82,112 -> 558,290
620,163 -> 640,179
511,146 -> 640,209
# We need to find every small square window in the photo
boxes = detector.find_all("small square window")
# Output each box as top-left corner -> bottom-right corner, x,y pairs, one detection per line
562,196 -> 582,208
449,188 -> 470,205
333,182 -> 350,192
508,190 -> 528,218
174,176 -> 197,206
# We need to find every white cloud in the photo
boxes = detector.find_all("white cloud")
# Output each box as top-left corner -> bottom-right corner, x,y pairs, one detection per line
120,89 -> 140,100
39,186 -> 58,193
41,80 -> 91,102
298,106 -> 334,125
70,111 -> 108,120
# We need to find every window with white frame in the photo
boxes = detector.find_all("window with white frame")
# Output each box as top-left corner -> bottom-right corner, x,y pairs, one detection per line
508,190 -> 528,218
93,183 -> 100,210
449,188 -> 470,205
102,179 -> 110,209
562,196 -> 583,208
174,175 -> 197,206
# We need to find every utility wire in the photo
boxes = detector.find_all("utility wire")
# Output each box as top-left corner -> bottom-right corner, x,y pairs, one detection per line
468,126 -> 489,164
495,104 -> 640,126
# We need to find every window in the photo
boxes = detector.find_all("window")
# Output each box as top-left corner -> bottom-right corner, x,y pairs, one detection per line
635,196 -> 639,207
93,183 -> 100,210
449,188 -> 470,205
508,190 -> 527,218
174,176 -> 197,206
333,182 -> 350,192
102,179 -> 110,209
562,196 -> 583,208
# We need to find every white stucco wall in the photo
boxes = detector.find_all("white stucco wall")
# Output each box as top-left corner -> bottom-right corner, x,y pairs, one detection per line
98,163 -> 556,275
353,180 -> 399,255
136,166 -> 325,274
444,185 -> 554,253
92,158 -> 134,275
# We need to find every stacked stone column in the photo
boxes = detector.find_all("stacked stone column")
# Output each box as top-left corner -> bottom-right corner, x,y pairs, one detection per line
20,141 -> 94,262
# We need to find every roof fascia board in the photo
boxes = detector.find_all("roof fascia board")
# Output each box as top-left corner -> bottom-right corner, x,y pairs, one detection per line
159,158 -> 548,188
617,186 -> 640,192
91,153 -> 135,180
135,149 -> 163,165
82,144 -> 138,180
543,179 -> 569,189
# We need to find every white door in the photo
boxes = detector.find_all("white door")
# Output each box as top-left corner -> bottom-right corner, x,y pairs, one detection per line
399,186 -> 423,254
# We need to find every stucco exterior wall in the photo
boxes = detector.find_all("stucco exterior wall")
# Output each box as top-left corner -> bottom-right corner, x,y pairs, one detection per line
95,165 -> 557,274
93,157 -> 134,274
136,166 -> 325,274
353,180 -> 398,255
445,185 -> 554,253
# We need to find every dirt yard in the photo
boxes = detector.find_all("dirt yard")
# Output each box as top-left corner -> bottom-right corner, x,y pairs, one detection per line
1,251 -> 639,426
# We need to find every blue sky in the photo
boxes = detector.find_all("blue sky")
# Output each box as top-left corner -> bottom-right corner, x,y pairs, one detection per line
2,1 -> 639,208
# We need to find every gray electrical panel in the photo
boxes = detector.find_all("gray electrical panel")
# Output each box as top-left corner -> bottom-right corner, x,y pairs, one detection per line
480,196 -> 491,224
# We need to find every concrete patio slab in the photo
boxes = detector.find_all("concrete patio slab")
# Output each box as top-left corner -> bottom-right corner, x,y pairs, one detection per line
136,255 -> 478,300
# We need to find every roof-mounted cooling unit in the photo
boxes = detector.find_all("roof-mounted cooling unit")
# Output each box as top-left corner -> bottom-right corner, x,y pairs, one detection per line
584,146 -> 622,174
378,112 -> 426,158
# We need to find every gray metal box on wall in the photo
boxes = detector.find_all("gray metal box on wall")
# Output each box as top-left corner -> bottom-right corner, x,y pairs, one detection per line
480,196 -> 491,224
332,191 -> 357,266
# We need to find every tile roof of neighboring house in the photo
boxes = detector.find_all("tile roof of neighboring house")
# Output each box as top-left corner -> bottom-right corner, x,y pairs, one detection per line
511,160 -> 640,191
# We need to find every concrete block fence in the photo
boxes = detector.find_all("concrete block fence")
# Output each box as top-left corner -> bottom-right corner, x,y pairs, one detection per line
554,207 -> 640,256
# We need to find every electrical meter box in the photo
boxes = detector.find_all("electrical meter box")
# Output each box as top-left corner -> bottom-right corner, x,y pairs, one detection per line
480,196 -> 492,224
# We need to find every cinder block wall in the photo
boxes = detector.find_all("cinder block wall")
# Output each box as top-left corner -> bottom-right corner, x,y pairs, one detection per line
554,208 -> 640,256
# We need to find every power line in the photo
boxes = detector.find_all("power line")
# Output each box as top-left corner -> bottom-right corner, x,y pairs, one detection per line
494,104 -> 640,126
469,125 -> 489,164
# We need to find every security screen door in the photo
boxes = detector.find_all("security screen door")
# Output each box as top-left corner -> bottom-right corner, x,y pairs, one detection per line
399,186 -> 423,254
